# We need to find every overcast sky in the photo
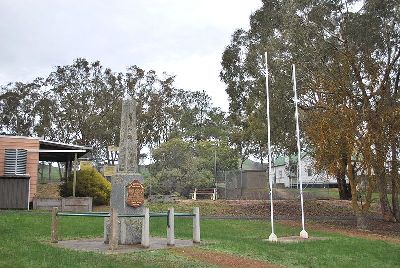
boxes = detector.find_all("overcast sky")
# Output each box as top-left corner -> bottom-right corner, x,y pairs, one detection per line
0,0 -> 261,111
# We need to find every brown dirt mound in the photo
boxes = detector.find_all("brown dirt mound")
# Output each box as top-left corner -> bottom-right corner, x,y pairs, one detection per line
173,248 -> 281,268
280,220 -> 400,244
36,182 -> 61,198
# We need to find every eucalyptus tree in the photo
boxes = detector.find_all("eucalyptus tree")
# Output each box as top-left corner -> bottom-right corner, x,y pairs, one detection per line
220,10 -> 297,169
281,0 -> 400,222
221,0 -> 400,223
0,78 -> 43,136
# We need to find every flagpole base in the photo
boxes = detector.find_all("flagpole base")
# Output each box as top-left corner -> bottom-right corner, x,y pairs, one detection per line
268,233 -> 278,242
300,229 -> 308,239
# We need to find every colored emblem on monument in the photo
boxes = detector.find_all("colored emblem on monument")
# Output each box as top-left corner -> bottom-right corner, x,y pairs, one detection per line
126,180 -> 144,208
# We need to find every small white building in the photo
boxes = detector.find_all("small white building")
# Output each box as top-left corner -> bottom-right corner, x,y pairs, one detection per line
270,154 -> 337,188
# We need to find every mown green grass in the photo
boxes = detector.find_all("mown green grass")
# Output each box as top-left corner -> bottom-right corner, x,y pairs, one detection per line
0,211 -> 208,268
0,210 -> 399,268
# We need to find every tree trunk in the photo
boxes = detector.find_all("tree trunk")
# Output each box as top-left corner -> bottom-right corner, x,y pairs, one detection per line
68,160 -> 73,179
336,148 -> 352,200
348,161 -> 365,229
374,147 -> 395,222
391,143 -> 400,221
64,161 -> 68,181
40,162 -> 44,182
57,162 -> 63,180
48,163 -> 52,182
378,175 -> 394,222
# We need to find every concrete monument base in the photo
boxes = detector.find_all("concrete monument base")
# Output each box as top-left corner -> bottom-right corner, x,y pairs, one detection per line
104,173 -> 144,245
52,237 -> 195,254
104,218 -> 143,244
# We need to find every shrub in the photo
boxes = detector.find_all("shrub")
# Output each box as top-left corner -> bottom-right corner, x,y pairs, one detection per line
60,168 -> 111,205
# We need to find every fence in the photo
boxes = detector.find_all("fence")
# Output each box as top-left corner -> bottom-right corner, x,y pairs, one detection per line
51,207 -> 200,250
33,197 -> 92,211
215,170 -> 340,200
215,170 -> 269,200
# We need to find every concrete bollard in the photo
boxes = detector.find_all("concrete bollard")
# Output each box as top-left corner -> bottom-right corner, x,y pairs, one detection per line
167,207 -> 175,246
51,207 -> 58,243
109,208 -> 119,250
193,189 -> 197,200
193,207 -> 200,243
141,207 -> 150,248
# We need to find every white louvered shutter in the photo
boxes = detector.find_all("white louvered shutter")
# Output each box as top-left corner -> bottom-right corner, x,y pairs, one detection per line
4,149 -> 27,175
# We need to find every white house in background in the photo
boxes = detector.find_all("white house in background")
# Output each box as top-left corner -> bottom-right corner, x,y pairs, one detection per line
270,154 -> 337,188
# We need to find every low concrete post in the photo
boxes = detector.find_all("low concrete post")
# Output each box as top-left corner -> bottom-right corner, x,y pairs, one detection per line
193,189 -> 197,200
51,207 -> 58,243
61,198 -> 66,212
141,207 -> 150,248
167,207 -> 175,246
109,208 -> 119,250
193,207 -> 200,243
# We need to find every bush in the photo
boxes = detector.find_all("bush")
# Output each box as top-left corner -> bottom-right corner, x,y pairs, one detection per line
60,168 -> 111,205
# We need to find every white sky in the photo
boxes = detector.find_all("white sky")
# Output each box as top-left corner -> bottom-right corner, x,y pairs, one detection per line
0,0 -> 261,111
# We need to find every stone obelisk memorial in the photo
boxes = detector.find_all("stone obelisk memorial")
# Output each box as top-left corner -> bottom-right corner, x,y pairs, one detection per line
104,95 -> 144,244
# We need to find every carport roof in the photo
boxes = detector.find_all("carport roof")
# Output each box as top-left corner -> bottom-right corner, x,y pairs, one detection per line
39,140 -> 92,162
0,135 -> 92,162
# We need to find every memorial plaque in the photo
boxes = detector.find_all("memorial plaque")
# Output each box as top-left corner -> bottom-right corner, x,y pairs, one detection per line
126,180 -> 144,208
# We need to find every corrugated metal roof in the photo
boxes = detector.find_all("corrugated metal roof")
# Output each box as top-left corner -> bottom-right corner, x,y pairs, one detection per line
38,140 -> 92,162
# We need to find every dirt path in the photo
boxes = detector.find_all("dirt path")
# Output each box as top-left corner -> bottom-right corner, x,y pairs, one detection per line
173,248 -> 281,268
279,220 -> 400,244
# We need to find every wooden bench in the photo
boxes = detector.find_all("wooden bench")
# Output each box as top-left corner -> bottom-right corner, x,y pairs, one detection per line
190,188 -> 217,201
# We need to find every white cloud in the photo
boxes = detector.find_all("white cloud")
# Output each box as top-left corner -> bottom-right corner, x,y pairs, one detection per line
0,0 -> 261,110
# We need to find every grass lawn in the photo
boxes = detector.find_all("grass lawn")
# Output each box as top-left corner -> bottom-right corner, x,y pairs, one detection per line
0,210 -> 399,268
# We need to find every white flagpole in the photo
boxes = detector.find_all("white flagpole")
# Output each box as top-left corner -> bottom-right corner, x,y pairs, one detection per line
265,52 -> 277,242
292,64 -> 308,239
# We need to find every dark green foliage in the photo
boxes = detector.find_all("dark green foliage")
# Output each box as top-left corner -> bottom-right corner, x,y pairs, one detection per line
149,138 -> 239,196
0,59 -> 232,167
60,168 -> 111,205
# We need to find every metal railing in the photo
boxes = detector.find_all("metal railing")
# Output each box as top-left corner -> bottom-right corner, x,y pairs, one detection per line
51,207 -> 200,250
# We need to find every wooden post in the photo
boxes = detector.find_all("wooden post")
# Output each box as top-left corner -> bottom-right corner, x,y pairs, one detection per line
109,208 -> 119,250
193,207 -> 200,243
167,207 -> 175,246
141,207 -> 150,248
51,207 -> 58,243
73,153 -> 77,197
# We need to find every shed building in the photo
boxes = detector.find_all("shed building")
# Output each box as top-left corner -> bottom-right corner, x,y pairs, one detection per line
0,135 -> 91,209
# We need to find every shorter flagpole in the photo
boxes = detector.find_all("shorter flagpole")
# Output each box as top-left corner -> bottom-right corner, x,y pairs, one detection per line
292,64 -> 308,239
265,52 -> 277,242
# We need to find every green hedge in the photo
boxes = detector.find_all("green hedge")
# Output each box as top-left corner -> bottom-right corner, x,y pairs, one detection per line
60,168 -> 111,205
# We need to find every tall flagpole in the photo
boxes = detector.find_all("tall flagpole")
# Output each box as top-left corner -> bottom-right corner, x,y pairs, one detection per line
292,64 -> 308,239
265,52 -> 277,242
